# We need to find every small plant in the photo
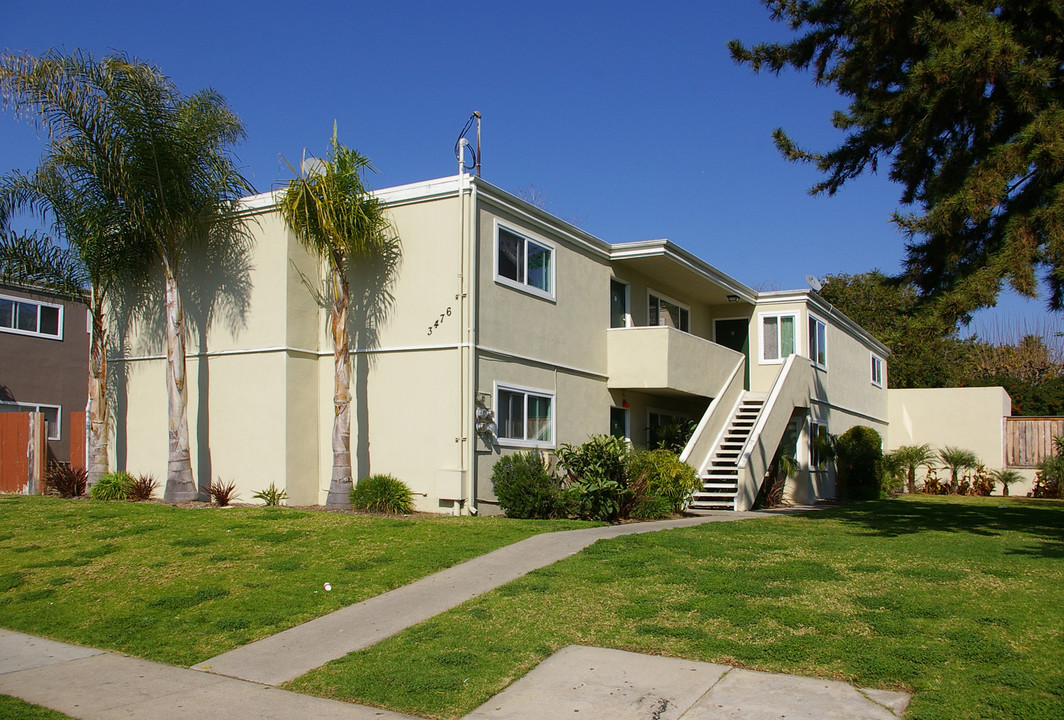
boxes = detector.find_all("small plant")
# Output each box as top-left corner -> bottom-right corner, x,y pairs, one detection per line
89,471 -> 133,501
210,479 -> 239,506
351,474 -> 415,514
127,474 -> 158,501
991,468 -> 1024,497
967,465 -> 995,496
43,463 -> 87,498
889,444 -> 936,494
491,451 -> 563,519
938,446 -> 980,494
252,483 -> 287,506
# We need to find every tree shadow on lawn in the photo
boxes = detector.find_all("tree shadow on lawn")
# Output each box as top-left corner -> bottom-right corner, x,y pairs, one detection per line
814,498 -> 1064,558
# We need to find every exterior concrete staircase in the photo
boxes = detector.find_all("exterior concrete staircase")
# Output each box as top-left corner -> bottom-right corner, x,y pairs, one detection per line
689,393 -> 765,510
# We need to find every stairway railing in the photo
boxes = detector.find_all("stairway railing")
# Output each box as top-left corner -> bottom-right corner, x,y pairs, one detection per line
679,354 -> 746,474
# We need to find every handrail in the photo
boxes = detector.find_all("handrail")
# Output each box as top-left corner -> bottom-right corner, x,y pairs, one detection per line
738,354 -> 798,469
679,354 -> 745,470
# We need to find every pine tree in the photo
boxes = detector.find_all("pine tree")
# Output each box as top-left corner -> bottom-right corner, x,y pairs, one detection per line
731,2 -> 1064,313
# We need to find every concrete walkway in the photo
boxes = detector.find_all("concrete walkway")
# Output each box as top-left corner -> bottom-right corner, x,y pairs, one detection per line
0,508 -> 911,719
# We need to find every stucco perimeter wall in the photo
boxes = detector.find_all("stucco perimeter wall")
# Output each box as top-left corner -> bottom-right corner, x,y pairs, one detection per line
887,387 -> 1010,468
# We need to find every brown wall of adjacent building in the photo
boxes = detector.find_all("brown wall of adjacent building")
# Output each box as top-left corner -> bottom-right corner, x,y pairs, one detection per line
0,285 -> 89,464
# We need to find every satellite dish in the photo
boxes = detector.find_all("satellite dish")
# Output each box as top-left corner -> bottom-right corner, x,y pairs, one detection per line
805,274 -> 823,292
301,157 -> 326,177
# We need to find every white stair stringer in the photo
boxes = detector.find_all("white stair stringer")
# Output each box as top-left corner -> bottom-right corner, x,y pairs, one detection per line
689,392 -> 766,510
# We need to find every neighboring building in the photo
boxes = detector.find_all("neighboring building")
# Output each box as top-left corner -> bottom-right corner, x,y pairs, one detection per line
0,283 -> 89,464
112,173 -> 890,512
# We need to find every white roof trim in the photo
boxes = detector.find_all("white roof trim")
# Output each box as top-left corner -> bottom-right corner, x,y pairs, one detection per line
610,239 -> 757,303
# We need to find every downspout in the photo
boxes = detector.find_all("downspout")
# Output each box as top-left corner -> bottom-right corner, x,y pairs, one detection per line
455,166 -> 477,515
464,178 -> 479,514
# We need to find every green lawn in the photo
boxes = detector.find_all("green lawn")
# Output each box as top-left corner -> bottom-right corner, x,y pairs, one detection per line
288,496 -> 1064,720
0,495 -> 588,666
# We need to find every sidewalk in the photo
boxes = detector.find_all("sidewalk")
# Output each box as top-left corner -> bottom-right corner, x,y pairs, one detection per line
0,508 -> 911,719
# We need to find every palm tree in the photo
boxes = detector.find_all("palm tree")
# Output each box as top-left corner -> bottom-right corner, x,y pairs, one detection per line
278,128 -> 397,508
1,49 -> 252,502
990,468 -> 1023,497
890,444 -> 937,494
0,160 -> 150,487
938,446 -> 979,494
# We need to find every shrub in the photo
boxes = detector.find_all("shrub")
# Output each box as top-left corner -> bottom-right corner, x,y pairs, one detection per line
44,463 -> 87,498
90,471 -> 133,501
209,479 -> 239,506
1034,457 -> 1064,498
630,494 -> 673,520
557,435 -> 631,521
629,449 -> 699,514
252,483 -> 287,506
834,426 -> 884,501
491,451 -> 563,519
351,474 -> 414,514
127,474 -> 157,501
968,465 -> 995,496
991,468 -> 1024,497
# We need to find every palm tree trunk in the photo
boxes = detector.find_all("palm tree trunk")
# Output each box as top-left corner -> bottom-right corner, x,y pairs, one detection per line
161,258 -> 196,502
326,263 -> 353,508
86,296 -> 109,488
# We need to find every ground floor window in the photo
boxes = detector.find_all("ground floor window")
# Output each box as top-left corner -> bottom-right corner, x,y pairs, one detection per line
496,384 -> 554,447
647,410 -> 692,450
810,421 -> 830,470
0,402 -> 61,440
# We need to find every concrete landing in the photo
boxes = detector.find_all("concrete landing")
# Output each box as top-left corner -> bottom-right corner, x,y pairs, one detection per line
466,646 -> 910,720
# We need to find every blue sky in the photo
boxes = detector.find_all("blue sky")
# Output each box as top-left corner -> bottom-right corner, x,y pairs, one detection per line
2,0 -> 1053,332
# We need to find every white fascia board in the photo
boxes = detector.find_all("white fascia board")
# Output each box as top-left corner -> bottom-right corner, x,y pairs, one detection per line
610,239 -> 758,303
757,289 -> 890,357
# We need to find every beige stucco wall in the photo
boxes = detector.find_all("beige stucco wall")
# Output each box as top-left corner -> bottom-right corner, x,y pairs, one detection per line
888,386 -> 1010,465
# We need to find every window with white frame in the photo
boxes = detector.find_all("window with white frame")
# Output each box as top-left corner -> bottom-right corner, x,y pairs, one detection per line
496,384 -> 554,447
647,409 -> 691,449
496,225 -> 554,298
808,313 -> 827,369
0,294 -> 63,340
760,313 -> 796,363
0,402 -> 61,440
648,292 -> 689,332
871,354 -> 884,387
810,421 -> 829,470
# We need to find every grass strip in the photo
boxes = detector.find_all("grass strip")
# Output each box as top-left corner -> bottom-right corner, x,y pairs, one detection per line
288,496 -> 1064,720
0,495 -> 589,666
0,695 -> 72,720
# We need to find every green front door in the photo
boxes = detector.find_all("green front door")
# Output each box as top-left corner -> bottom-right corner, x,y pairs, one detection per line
715,318 -> 750,390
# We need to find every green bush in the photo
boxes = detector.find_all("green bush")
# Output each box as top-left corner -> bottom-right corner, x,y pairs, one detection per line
630,494 -> 673,520
557,435 -> 631,521
351,474 -> 415,514
834,426 -> 884,501
629,449 -> 699,514
490,451 -> 562,519
90,471 -> 133,501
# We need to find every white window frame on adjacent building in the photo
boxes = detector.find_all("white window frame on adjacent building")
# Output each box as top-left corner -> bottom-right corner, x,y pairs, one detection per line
871,353 -> 885,388
808,312 -> 828,370
0,401 -> 62,441
758,312 -> 798,364
647,290 -> 690,332
494,382 -> 555,448
494,221 -> 555,300
0,293 -> 63,340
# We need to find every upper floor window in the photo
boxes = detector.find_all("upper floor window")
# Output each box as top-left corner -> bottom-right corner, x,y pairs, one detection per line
808,313 -> 827,369
760,313 -> 796,363
496,383 -> 554,447
496,224 -> 554,299
871,353 -> 884,387
648,291 -> 689,332
0,294 -> 63,340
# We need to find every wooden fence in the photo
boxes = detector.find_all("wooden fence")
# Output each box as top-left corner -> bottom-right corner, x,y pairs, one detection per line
1005,417 -> 1064,468
0,412 -> 47,493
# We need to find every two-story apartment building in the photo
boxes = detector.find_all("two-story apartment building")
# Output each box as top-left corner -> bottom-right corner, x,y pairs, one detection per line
113,173 -> 888,512
0,283 -> 88,464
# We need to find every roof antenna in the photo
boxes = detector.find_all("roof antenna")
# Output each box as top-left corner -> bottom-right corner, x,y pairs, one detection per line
455,112 -> 481,177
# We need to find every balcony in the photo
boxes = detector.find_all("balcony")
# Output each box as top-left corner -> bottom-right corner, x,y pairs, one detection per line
607,326 -> 744,398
